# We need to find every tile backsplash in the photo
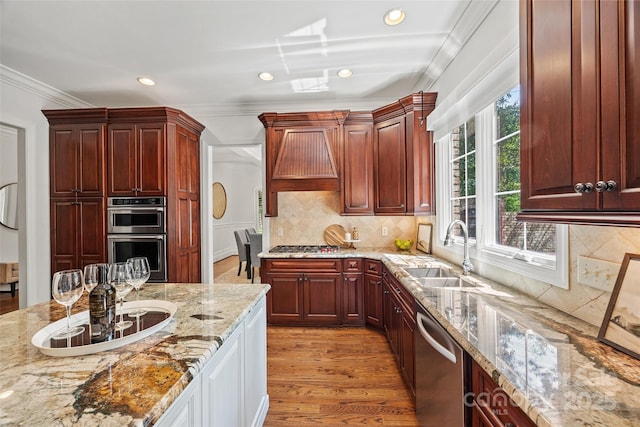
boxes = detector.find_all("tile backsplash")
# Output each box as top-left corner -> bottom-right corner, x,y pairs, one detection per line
268,191 -> 640,328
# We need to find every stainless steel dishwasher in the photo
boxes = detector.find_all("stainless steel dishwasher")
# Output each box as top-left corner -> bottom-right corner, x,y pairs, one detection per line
415,301 -> 465,426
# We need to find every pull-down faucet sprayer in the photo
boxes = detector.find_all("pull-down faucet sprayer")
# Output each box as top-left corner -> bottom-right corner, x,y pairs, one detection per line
444,220 -> 473,275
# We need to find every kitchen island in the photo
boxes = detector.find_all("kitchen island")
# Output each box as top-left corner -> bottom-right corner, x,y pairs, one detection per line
261,248 -> 640,426
0,282 -> 270,426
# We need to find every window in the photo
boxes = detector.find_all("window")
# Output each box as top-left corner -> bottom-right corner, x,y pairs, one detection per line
437,86 -> 568,288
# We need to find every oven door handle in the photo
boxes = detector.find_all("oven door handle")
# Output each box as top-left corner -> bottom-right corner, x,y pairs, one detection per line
107,207 -> 165,213
417,312 -> 457,364
108,234 -> 166,240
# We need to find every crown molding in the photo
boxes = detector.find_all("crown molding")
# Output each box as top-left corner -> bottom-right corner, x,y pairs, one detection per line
0,65 -> 94,109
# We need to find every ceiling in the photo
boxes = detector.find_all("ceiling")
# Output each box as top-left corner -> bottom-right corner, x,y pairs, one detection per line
0,0 -> 496,162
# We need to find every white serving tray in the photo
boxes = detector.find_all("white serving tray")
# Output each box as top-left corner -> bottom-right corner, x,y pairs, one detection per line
31,300 -> 177,357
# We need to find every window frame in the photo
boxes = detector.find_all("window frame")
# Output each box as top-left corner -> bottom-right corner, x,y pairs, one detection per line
435,96 -> 568,289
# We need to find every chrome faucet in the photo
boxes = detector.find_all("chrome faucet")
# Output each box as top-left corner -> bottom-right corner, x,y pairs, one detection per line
444,220 -> 473,275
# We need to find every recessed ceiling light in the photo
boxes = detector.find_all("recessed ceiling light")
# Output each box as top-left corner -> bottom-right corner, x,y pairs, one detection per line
258,72 -> 274,81
137,77 -> 156,86
384,8 -> 405,26
337,69 -> 353,78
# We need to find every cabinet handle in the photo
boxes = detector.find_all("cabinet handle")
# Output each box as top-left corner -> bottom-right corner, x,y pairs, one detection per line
384,290 -> 390,294
377,281 -> 382,285
505,424 -> 515,427
595,180 -> 617,192
574,182 -> 594,194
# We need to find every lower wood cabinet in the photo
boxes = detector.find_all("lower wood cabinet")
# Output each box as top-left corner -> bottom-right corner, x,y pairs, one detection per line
468,358 -> 535,427
382,266 -> 416,400
364,259 -> 383,330
155,296 -> 268,427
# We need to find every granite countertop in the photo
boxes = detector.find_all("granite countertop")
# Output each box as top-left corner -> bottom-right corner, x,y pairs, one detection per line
0,282 -> 270,426
261,248 -> 640,426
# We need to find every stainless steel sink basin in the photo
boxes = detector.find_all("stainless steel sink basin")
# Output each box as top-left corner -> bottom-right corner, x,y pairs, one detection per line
414,277 -> 477,288
403,267 -> 456,278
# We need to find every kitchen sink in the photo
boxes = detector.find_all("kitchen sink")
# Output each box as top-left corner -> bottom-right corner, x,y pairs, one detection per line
403,267 -> 456,278
414,277 -> 477,289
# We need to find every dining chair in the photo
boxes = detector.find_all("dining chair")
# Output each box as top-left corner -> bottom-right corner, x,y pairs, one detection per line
248,232 -> 263,283
233,230 -> 249,276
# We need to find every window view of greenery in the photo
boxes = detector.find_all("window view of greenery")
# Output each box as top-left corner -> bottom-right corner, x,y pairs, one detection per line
495,87 -> 555,254
451,118 -> 476,239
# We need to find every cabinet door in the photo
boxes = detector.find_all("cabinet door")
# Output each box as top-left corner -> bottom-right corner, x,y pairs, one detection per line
303,273 -> 342,325
77,198 -> 106,267
154,374 -> 202,427
50,199 -> 78,273
364,273 -> 383,330
266,274 -> 304,324
50,124 -> 105,197
137,123 -> 165,195
342,273 -> 364,325
520,0 -> 599,211
400,310 -> 415,399
601,0 -> 640,210
343,124 -> 374,214
244,298 -> 268,427
374,117 -> 407,214
202,324 -> 243,427
108,124 -> 138,196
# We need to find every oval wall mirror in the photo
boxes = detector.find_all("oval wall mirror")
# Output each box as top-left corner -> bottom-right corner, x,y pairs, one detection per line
0,182 -> 18,230
212,182 -> 227,219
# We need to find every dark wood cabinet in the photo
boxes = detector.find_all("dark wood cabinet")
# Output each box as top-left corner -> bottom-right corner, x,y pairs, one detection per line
48,121 -> 107,198
342,258 -> 364,325
372,92 -> 437,215
342,114 -> 374,215
50,198 -> 106,272
364,259 -> 383,330
44,107 -> 204,282
382,266 -> 416,399
519,0 -> 640,225
107,123 -> 165,197
262,258 -> 343,325
469,358 -> 535,427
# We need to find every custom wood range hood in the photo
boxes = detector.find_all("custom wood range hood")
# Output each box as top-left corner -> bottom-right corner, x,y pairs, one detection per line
258,92 -> 437,217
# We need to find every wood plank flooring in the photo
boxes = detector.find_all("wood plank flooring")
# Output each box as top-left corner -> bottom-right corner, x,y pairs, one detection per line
264,326 -> 419,426
0,292 -> 19,316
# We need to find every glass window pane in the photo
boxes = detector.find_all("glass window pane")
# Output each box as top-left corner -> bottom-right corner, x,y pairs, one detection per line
466,117 -> 476,152
496,194 -> 524,250
452,157 -> 466,197
496,87 -> 521,139
452,125 -> 463,158
466,197 -> 477,239
496,134 -> 521,193
467,153 -> 476,196
525,223 -> 556,254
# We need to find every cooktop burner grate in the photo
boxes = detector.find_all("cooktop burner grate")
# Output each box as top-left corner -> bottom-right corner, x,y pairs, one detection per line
269,245 -> 341,253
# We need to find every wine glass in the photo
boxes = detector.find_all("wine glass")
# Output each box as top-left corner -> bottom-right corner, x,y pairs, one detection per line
108,262 -> 134,331
127,257 -> 150,317
51,269 -> 85,339
83,263 -> 109,294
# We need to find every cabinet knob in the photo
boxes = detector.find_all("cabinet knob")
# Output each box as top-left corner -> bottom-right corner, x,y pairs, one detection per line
595,180 -> 617,192
574,182 -> 594,194
505,424 -> 515,427
384,290 -> 390,294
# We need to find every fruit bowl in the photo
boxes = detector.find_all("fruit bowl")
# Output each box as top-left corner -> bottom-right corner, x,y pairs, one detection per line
394,239 -> 413,251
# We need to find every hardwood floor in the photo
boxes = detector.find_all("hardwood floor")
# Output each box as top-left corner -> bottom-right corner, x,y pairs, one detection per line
0,291 -> 19,315
264,326 -> 419,426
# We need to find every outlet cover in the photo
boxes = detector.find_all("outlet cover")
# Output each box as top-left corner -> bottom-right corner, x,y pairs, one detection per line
382,227 -> 388,236
577,256 -> 621,292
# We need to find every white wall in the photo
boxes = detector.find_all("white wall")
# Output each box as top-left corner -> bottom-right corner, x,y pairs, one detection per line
0,124 -> 19,262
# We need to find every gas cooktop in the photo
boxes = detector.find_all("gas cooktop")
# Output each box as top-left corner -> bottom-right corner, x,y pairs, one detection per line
269,245 -> 341,253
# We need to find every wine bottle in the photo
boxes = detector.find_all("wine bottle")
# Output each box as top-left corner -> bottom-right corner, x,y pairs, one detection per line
89,266 -> 116,343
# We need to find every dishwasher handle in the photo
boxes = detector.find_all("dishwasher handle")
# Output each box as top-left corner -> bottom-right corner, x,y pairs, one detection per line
417,312 -> 457,364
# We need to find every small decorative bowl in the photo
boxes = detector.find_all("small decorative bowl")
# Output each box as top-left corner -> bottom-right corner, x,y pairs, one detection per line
394,239 -> 413,251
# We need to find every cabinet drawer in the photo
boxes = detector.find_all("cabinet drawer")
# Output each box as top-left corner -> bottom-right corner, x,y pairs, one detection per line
364,259 -> 382,276
343,258 -> 362,272
471,360 -> 535,427
386,273 -> 415,316
263,259 -> 342,273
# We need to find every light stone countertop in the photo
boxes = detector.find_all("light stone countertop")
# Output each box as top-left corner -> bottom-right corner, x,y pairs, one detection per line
261,247 -> 640,426
0,282 -> 270,426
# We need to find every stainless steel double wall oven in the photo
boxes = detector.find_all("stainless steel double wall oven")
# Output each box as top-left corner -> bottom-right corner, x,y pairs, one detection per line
107,197 -> 167,282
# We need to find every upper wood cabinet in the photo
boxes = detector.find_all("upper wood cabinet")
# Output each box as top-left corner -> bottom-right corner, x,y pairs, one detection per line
258,111 -> 348,217
519,0 -> 640,225
43,109 -> 108,198
372,92 -> 437,215
342,112 -> 374,215
107,122 -> 165,197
